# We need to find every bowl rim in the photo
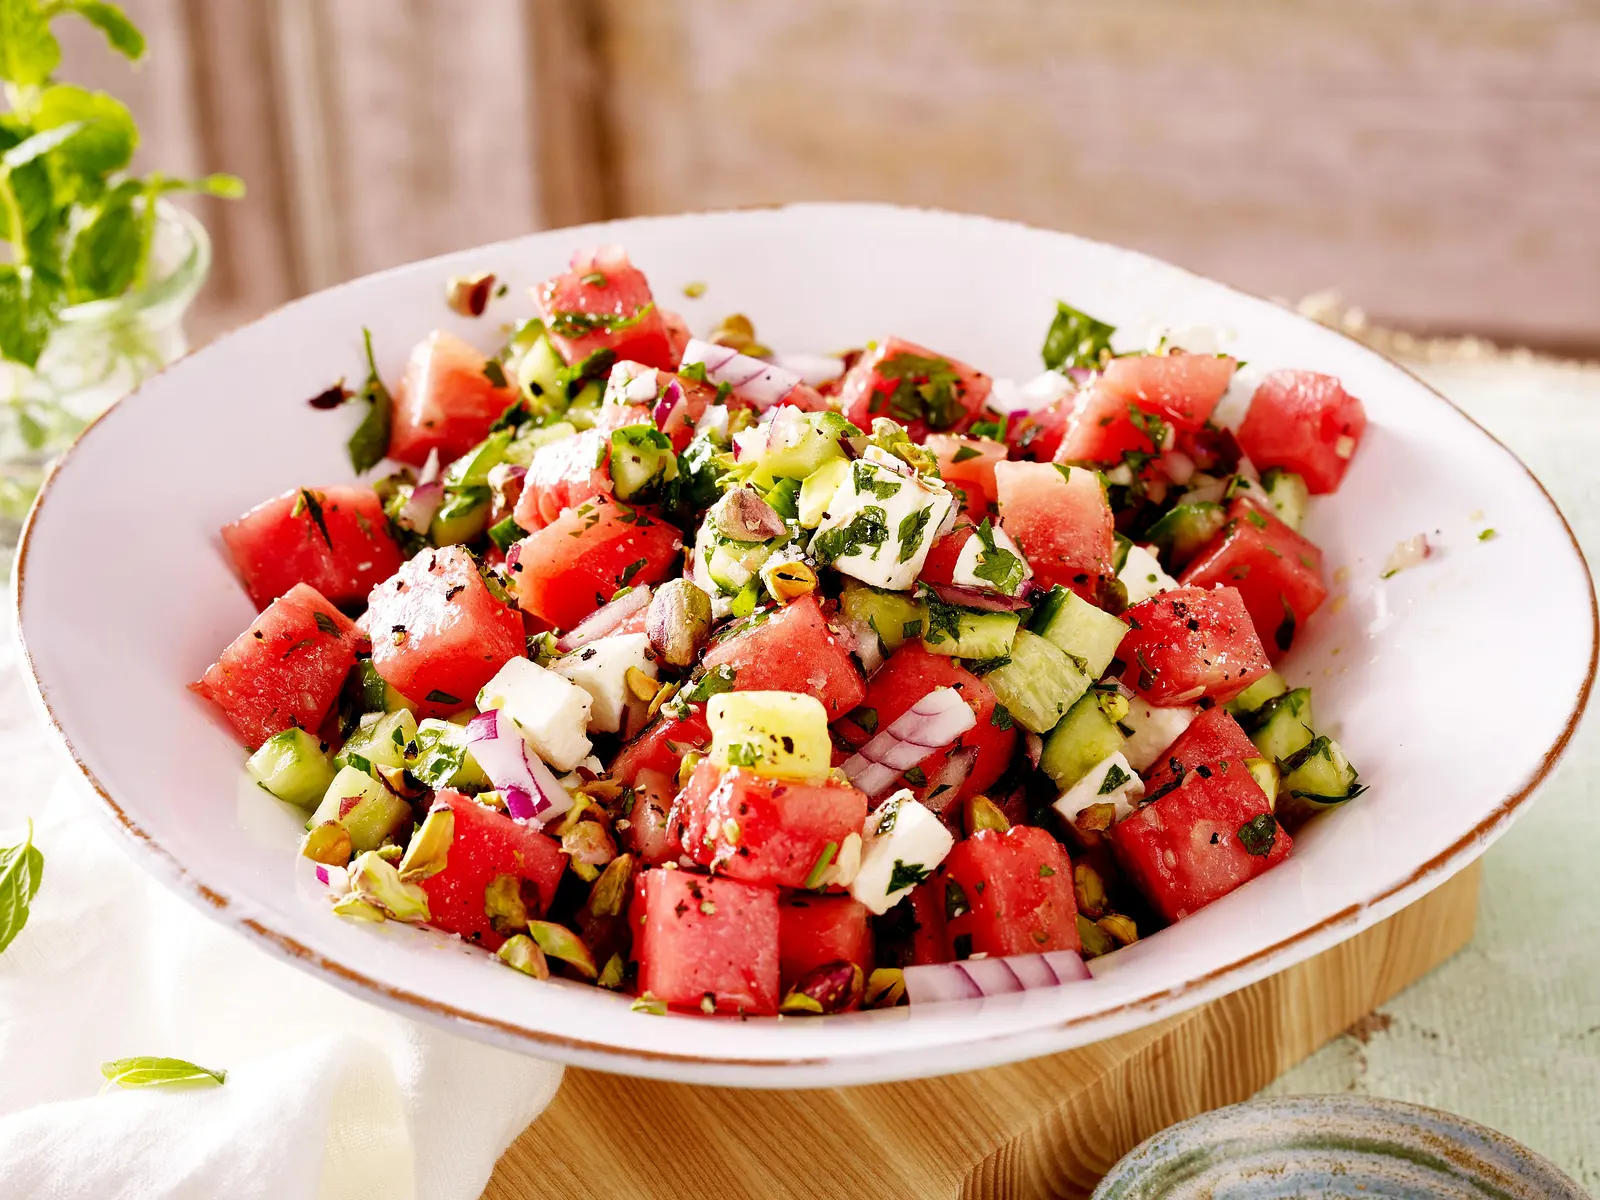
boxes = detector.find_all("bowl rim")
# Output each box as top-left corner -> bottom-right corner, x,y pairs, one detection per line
12,202 -> 1597,1081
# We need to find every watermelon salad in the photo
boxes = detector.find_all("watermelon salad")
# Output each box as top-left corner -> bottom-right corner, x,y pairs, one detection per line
194,246 -> 1368,1017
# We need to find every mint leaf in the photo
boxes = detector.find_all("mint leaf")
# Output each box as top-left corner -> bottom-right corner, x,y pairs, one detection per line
1042,301 -> 1115,371
100,1056 -> 226,1090
347,328 -> 392,474
32,86 -> 138,196
60,0 -> 145,59
65,181 -> 141,300
0,0 -> 62,87
0,818 -> 44,955
0,265 -> 62,368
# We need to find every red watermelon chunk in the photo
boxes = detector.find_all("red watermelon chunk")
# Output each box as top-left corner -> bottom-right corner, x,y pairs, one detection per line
634,868 -> 780,1015
995,461 -> 1114,599
611,705 -> 712,786
1097,352 -> 1237,433
836,338 -> 993,441
941,826 -> 1081,959
618,768 -> 681,867
419,790 -> 568,950
1053,382 -> 1158,466
671,761 -> 868,889
700,594 -> 865,721
222,485 -> 402,611
926,435 -> 1004,521
388,330 -> 518,467
1109,762 -> 1290,923
192,583 -> 357,748
1010,396 -> 1070,463
908,878 -> 950,965
1236,369 -> 1367,494
1142,707 -> 1260,795
507,495 -> 682,630
1118,586 -> 1270,706
1180,497 -> 1327,658
832,642 -> 1015,807
778,893 -> 874,1002
365,545 -> 524,715
534,246 -> 679,372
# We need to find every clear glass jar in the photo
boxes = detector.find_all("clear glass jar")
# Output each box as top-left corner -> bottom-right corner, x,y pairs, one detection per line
0,202 -> 211,566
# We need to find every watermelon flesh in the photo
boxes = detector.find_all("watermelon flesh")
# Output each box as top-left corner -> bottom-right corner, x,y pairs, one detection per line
222,485 -> 402,611
699,594 -> 865,721
388,330 -> 519,468
633,867 -> 780,1015
779,893 -> 874,1002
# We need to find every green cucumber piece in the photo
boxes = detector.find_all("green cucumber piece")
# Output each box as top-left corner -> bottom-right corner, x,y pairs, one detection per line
764,477 -> 801,521
610,424 -> 678,503
1277,733 -> 1360,822
504,420 -> 577,467
1261,469 -> 1310,532
984,629 -> 1090,734
1144,501 -> 1227,570
1030,586 -> 1129,679
335,709 -> 420,775
840,580 -> 925,659
246,728 -> 335,809
444,430 -> 513,489
515,335 -> 567,411
308,766 -> 413,851
1040,691 -> 1126,790
920,608 -> 1020,660
1226,670 -> 1289,717
411,718 -> 491,790
1242,687 -> 1314,763
797,458 -> 850,528
350,658 -> 416,716
429,486 -> 492,545
754,408 -> 853,481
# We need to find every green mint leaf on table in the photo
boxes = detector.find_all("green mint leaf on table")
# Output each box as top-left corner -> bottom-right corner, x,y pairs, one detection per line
887,860 -> 929,893
1237,813 -> 1277,857
1041,301 -> 1115,371
347,328 -> 392,473
100,1056 -> 226,1090
0,819 -> 44,955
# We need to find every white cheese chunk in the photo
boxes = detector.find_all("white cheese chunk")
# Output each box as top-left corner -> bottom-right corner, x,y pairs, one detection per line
850,790 -> 955,915
603,361 -> 659,407
551,632 -> 657,735
987,369 -> 1074,415
1054,752 -> 1145,825
1118,543 -> 1179,606
1119,695 -> 1198,772
477,658 -> 593,772
812,457 -> 953,591
951,520 -> 1033,596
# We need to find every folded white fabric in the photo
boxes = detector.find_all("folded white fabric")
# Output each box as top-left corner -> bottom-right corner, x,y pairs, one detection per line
0,615 -> 563,1200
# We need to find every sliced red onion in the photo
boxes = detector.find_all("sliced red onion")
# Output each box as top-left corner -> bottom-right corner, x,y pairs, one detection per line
1163,449 -> 1196,486
924,583 -> 1032,613
652,379 -> 685,431
1024,731 -> 1044,769
903,949 -> 1091,1004
767,352 -> 844,387
465,709 -> 571,826
922,745 -> 978,813
555,585 -> 652,653
837,434 -> 861,460
418,447 -> 442,486
842,687 -> 976,799
395,480 -> 443,533
680,338 -> 803,411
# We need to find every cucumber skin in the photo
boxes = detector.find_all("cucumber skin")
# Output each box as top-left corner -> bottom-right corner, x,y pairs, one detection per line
1030,586 -> 1128,680
1243,687 -> 1315,763
985,630 -> 1090,734
840,582 -> 924,656
923,610 -> 1021,660
246,728 -> 335,809
1041,693 -> 1126,790
308,766 -> 413,851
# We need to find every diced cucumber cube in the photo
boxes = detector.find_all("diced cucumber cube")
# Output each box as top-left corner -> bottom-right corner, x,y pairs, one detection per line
840,580 -> 925,665
336,709 -> 419,775
1261,469 -> 1310,531
797,458 -> 850,528
429,486 -> 491,545
984,630 -> 1090,734
1145,502 -> 1227,569
505,420 -> 577,468
444,430 -> 513,489
610,424 -> 678,503
921,608 -> 1020,661
753,408 -> 853,481
348,658 -> 417,718
1041,692 -> 1126,789
707,691 -> 832,782
1227,670 -> 1289,717
247,728 -> 335,809
1246,757 -> 1280,808
515,335 -> 567,412
309,766 -> 413,852
1030,586 -> 1129,680
411,718 -> 490,790
1243,687 -> 1315,763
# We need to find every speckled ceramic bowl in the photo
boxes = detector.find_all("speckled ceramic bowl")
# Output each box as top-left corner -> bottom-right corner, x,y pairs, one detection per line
1093,1095 -> 1586,1198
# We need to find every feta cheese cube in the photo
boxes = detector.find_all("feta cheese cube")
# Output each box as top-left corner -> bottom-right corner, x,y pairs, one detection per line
551,632 -> 657,735
811,457 -> 952,591
987,369 -> 1073,415
850,790 -> 955,915
952,520 -> 1033,596
1118,543 -> 1179,606
477,657 -> 593,772
1054,752 -> 1145,825
603,361 -> 659,407
1119,695 -> 1197,771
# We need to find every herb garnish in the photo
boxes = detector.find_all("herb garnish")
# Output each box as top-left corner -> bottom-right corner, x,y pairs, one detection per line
951,445 -> 983,463
546,302 -> 654,341
100,1056 -> 226,1090
1041,301 -> 1115,371
895,505 -> 933,564
346,328 -> 392,474
887,860 -> 930,893
848,706 -> 879,735
1098,763 -> 1131,795
1275,596 -> 1296,653
313,611 -> 342,637
812,505 -> 889,566
681,664 -> 737,703
918,587 -> 964,647
991,704 -> 1014,731
971,519 -> 1026,594
874,791 -> 903,835
1237,813 -> 1277,857
424,690 -> 461,706
945,879 -> 970,920
482,358 -> 508,389
852,460 -> 902,500
802,841 -> 838,890
876,351 -> 964,430
0,819 -> 44,955
903,766 -> 927,787
291,488 -> 333,549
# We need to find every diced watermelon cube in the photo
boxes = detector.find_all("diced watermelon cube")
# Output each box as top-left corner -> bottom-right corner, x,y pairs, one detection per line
419,790 -> 569,950
365,545 -> 525,716
1118,585 -> 1271,705
192,583 -> 357,748
1009,396 -> 1069,462
1142,707 -> 1260,795
1097,352 -> 1237,433
611,705 -> 712,786
995,461 -> 1114,599
836,338 -> 993,441
222,485 -> 403,611
926,435 -> 1005,521
513,402 -> 654,531
1179,497 -> 1327,657
634,868 -> 780,1015
1053,382 -> 1157,466
388,330 -> 519,467
941,826 -> 1081,959
507,495 -> 681,631
671,761 -> 868,889
1236,369 -> 1367,494
908,877 -> 949,965
1109,762 -> 1290,922
778,893 -> 874,1001
534,246 -> 679,372
700,594 -> 865,721
618,768 -> 681,867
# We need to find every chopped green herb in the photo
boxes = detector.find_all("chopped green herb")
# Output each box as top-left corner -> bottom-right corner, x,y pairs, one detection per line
812,505 -> 889,566
726,743 -> 762,768
1275,596 -> 1296,654
1041,301 -> 1115,371
849,706 -> 879,735
681,664 -> 737,703
951,445 -> 983,463
424,690 -> 462,707
291,488 -> 333,549
580,271 -> 607,287
966,655 -> 1012,677
945,879 -> 970,920
896,505 -> 934,564
887,860 -> 931,893
876,351 -> 965,430
875,791 -> 904,835
971,519 -> 1026,594
991,704 -> 1014,731
1039,864 -> 1056,878
313,611 -> 342,637
919,587 -> 964,646
618,557 -> 648,587
482,358 -> 508,389
678,360 -> 708,385
902,618 -> 924,639
1097,763 -> 1131,794
903,766 -> 927,787
852,460 -> 902,500
546,302 -> 654,341
1479,528 -> 1497,542
1245,508 -> 1268,529
803,841 -> 839,890
1237,813 -> 1278,857
100,1056 -> 226,1090
347,328 -> 393,474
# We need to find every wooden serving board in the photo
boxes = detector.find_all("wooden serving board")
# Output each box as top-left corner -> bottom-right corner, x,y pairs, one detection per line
486,864 -> 1479,1199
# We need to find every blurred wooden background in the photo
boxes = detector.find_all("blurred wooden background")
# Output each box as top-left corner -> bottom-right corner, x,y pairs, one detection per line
55,0 -> 1600,353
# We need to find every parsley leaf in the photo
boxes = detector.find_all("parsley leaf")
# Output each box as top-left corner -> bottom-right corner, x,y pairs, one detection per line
813,505 -> 889,566
876,352 -> 964,430
313,611 -> 342,637
1041,301 -> 1115,371
424,690 -> 462,706
896,505 -> 934,564
681,664 -> 737,703
971,519 -> 1026,594
0,818 -> 44,956
852,460 -> 902,500
887,860 -> 930,894
1237,813 -> 1278,857
1098,763 -> 1131,795
918,587 -> 964,646
347,328 -> 392,474
291,488 -> 333,549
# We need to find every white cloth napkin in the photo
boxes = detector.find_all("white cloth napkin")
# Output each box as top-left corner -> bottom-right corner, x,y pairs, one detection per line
0,607 -> 563,1200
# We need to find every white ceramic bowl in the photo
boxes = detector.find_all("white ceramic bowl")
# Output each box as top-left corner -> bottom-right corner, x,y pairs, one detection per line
15,205 -> 1595,1086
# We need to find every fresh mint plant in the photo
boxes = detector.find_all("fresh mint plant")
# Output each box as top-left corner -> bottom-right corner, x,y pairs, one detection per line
0,0 -> 244,370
